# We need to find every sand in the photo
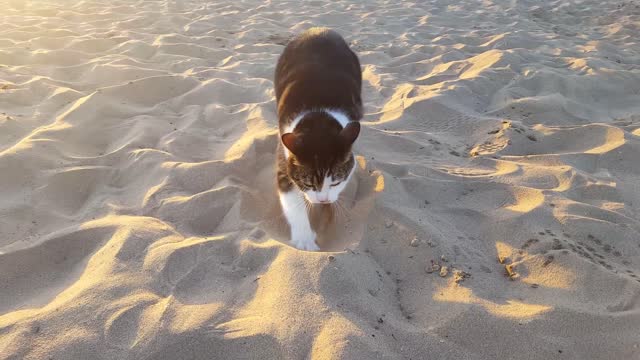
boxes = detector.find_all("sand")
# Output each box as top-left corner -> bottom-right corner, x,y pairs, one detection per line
1,0 -> 640,359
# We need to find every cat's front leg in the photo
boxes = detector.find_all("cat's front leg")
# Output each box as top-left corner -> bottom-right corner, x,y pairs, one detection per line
279,190 -> 319,251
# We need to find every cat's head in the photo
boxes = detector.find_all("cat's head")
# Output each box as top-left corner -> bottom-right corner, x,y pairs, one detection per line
281,112 -> 360,204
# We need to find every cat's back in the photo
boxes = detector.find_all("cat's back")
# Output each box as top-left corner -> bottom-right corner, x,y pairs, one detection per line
275,27 -> 362,125
277,28 -> 353,67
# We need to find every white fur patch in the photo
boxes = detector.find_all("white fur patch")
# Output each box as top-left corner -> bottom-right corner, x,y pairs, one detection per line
283,111 -> 309,134
279,188 -> 319,251
281,109 -> 351,159
325,109 -> 350,128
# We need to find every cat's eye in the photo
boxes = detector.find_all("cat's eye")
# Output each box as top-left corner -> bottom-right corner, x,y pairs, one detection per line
330,181 -> 342,187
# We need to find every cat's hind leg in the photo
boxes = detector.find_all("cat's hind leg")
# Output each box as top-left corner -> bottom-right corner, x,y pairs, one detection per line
279,189 -> 319,251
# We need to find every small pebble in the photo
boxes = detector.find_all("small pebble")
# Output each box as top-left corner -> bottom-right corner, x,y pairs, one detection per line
426,261 -> 441,274
328,255 -> 335,261
410,238 -> 420,247
439,265 -> 449,277
440,255 -> 447,262
453,269 -> 470,283
505,264 -> 518,280
385,221 -> 394,228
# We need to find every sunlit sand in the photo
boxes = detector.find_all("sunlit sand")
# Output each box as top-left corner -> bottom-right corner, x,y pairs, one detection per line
1,0 -> 640,359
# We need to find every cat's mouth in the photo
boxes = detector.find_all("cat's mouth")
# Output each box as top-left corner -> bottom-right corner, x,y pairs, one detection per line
307,199 -> 333,205
304,196 -> 334,205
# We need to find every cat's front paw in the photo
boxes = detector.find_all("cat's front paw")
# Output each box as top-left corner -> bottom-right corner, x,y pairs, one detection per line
290,228 -> 319,251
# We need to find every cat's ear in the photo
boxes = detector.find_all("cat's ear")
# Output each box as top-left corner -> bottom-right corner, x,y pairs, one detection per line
339,122 -> 360,146
281,133 -> 303,155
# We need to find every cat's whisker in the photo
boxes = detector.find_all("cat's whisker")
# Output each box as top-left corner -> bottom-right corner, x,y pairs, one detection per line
330,204 -> 343,221
332,199 -> 353,220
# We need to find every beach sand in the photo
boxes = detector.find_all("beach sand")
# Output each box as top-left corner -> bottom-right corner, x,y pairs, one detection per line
1,0 -> 640,359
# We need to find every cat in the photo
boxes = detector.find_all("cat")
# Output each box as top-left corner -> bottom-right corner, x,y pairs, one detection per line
274,27 -> 363,251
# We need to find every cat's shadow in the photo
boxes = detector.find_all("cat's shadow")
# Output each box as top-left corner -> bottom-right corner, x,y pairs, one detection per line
260,155 -> 383,252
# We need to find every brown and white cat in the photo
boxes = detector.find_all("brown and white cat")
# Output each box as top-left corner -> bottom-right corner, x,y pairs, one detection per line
274,27 -> 363,251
